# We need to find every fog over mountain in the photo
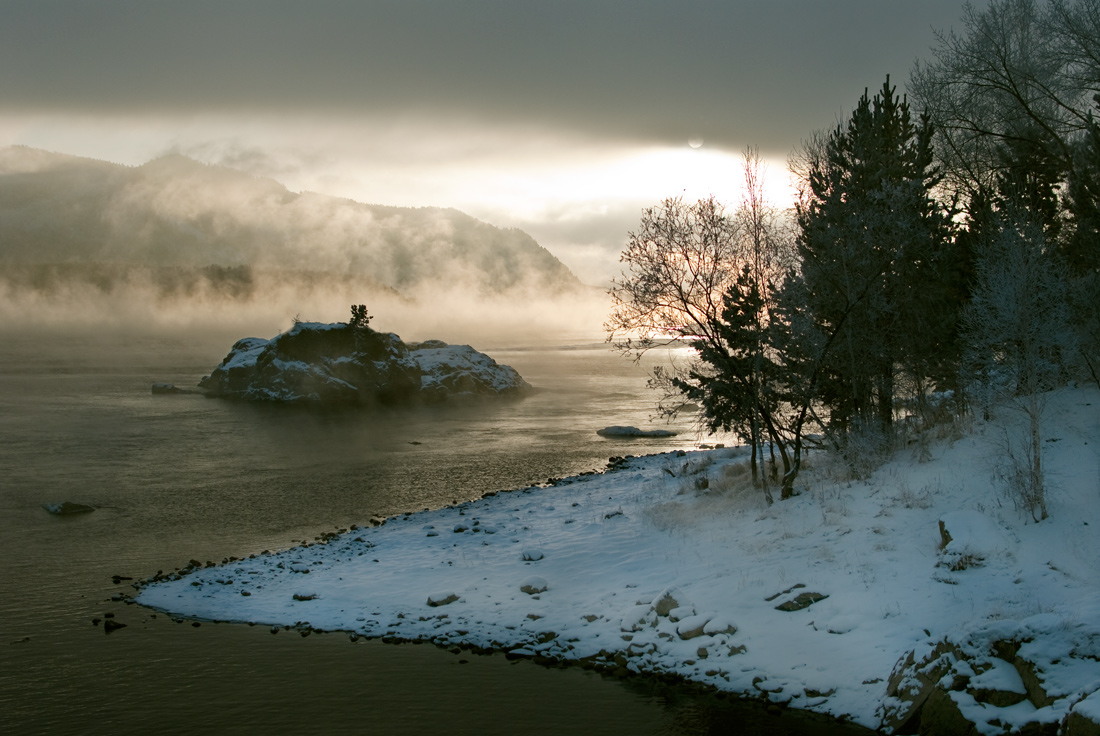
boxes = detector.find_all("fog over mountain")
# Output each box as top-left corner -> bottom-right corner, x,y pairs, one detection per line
0,146 -> 596,341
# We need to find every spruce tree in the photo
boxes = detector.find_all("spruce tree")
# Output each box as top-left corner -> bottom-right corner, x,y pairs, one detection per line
795,77 -> 956,438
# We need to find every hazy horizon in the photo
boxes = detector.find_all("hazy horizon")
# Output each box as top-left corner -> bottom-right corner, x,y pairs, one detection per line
0,1 -> 971,286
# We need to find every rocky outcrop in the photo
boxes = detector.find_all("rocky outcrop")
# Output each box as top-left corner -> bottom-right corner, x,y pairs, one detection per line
198,322 -> 529,405
407,340 -> 529,401
879,622 -> 1100,735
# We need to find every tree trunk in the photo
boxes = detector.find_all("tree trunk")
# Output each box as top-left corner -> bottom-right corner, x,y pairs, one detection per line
1029,398 -> 1049,521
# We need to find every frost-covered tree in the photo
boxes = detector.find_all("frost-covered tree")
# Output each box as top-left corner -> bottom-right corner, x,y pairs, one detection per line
730,147 -> 795,482
667,259 -> 859,501
911,0 -> 1100,271
963,211 -> 1074,520
606,195 -> 742,354
911,0 -> 1097,198
669,266 -> 789,501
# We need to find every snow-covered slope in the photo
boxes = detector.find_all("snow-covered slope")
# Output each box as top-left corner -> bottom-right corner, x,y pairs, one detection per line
135,386 -> 1100,733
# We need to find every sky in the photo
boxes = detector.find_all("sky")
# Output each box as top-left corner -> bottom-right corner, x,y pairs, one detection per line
0,0 -> 971,285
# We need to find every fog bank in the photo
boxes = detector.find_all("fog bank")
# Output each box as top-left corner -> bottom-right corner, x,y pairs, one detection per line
0,146 -> 604,346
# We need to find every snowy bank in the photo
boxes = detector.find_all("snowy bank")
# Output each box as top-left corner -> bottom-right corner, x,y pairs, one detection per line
136,386 -> 1100,733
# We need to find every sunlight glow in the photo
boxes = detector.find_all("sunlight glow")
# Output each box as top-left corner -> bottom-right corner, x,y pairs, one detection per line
1,113 -> 799,285
432,144 -> 798,224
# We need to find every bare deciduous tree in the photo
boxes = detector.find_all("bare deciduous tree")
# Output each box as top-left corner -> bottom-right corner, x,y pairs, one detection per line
606,154 -> 798,500
605,195 -> 743,355
911,0 -> 1100,201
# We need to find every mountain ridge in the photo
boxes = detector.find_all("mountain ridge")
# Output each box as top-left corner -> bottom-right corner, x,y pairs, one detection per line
0,145 -> 582,297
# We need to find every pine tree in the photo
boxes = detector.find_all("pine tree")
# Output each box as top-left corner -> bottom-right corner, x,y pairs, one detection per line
1064,97 -> 1100,275
672,266 -> 789,501
796,77 -> 956,438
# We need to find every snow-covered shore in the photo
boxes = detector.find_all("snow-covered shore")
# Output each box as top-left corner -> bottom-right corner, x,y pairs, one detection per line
136,386 -> 1100,733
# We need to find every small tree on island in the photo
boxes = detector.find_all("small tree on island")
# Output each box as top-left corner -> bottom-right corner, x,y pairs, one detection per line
349,304 -> 372,329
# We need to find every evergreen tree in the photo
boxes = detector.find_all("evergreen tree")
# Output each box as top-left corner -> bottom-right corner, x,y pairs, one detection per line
1064,97 -> 1100,275
796,78 -> 956,437
671,266 -> 787,501
993,129 -> 1066,241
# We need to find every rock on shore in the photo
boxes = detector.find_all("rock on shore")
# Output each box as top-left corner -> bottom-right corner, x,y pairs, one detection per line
198,322 -> 529,405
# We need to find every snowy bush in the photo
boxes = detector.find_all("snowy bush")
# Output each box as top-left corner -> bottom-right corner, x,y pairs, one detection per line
823,418 -> 894,483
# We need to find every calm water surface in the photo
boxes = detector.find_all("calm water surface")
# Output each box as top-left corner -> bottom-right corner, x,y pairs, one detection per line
0,329 -> 867,735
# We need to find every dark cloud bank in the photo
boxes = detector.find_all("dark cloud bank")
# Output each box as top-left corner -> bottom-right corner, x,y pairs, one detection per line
1,0 -> 969,154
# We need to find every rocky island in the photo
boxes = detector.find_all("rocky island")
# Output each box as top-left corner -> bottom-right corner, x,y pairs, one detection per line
197,312 -> 529,405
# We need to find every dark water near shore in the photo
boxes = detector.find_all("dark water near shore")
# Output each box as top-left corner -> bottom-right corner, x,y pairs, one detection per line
0,329 -> 867,735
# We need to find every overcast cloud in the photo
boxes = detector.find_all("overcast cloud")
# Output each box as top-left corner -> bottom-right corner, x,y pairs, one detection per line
0,0 -> 970,284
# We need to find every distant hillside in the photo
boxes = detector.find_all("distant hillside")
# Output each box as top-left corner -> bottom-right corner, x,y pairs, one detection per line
0,146 -> 582,298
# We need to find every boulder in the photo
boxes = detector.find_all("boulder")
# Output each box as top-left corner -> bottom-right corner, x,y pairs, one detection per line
676,614 -> 711,640
880,634 -> 1083,736
652,587 -> 688,617
621,605 -> 655,632
703,616 -> 739,636
197,321 -> 528,405
668,605 -> 696,622
1067,691 -> 1100,736
937,510 -> 1008,571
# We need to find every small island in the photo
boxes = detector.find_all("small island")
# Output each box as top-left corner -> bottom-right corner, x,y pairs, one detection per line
197,307 -> 530,405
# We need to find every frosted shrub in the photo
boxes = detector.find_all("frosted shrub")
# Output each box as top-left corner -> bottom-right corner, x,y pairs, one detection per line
825,419 -> 894,483
991,417 -> 1050,522
963,213 -> 1073,521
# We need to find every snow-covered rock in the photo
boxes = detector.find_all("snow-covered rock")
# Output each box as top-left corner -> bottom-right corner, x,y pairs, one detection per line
880,616 -> 1100,736
937,510 -> 1012,571
427,591 -> 460,607
407,340 -> 529,400
520,576 -> 549,595
198,322 -> 529,405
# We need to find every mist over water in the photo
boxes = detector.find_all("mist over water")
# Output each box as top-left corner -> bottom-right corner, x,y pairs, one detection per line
0,145 -> 611,346
0,268 -> 610,351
